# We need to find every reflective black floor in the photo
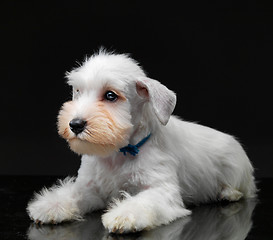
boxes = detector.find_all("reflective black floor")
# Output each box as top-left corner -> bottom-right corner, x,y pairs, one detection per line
1,176 -> 272,240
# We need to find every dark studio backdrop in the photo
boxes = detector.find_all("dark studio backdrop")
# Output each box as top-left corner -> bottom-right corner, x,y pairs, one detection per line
1,1 -> 272,178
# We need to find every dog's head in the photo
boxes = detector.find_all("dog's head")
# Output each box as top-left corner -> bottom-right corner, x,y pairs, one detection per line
57,50 -> 176,157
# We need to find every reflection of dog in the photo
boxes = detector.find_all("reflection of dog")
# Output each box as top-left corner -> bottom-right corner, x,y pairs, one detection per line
27,50 -> 256,233
27,200 -> 257,240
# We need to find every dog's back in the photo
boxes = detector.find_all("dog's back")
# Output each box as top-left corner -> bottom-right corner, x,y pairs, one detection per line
162,116 -> 256,205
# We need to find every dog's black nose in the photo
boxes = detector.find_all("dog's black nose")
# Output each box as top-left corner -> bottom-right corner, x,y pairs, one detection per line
69,118 -> 87,135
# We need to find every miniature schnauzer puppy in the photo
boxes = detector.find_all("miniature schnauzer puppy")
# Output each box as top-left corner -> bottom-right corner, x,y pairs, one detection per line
27,50 -> 256,233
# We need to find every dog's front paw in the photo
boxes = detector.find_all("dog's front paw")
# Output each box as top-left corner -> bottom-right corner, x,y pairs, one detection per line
27,191 -> 82,224
102,211 -> 137,234
27,179 -> 82,224
102,200 -> 155,234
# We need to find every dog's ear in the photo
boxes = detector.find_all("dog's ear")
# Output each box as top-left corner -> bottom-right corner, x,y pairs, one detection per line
136,77 -> 176,125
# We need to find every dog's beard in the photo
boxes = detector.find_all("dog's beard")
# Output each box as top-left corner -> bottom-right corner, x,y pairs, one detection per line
57,101 -> 132,157
68,138 -> 118,156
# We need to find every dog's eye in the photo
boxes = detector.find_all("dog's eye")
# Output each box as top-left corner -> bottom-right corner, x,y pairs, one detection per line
73,88 -> 81,99
104,91 -> 118,102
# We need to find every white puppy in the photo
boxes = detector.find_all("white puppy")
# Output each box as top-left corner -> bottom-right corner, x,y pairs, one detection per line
27,50 -> 256,233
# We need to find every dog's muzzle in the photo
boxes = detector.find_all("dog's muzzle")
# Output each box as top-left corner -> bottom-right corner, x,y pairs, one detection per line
69,118 -> 87,135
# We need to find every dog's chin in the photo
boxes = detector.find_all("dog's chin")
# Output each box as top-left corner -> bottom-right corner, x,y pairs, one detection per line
68,138 -> 120,157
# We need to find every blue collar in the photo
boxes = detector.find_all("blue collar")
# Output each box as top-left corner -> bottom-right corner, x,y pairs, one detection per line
120,134 -> 151,156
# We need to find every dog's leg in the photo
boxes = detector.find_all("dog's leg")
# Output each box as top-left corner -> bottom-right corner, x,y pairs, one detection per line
27,176 -> 105,224
27,177 -> 81,224
102,184 -> 191,233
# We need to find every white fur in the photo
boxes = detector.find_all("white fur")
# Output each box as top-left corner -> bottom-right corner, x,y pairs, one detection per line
27,50 -> 256,233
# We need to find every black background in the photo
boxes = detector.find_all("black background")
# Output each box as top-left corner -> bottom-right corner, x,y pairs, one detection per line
1,1 -> 272,177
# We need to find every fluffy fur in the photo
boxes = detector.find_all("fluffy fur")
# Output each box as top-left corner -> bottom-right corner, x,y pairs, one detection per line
27,50 -> 256,233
